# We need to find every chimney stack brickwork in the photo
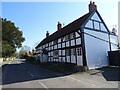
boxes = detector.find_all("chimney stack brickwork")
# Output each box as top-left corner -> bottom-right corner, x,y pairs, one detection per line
46,31 -> 49,38
57,22 -> 62,30
89,1 -> 97,12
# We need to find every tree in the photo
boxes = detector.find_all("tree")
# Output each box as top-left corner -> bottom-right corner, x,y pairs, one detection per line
2,18 -> 25,57
18,46 -> 31,58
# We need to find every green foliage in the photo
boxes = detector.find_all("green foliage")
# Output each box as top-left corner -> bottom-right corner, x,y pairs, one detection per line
25,56 -> 36,63
2,18 -> 25,57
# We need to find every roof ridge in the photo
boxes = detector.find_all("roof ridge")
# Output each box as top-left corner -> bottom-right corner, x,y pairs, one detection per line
36,10 -> 95,48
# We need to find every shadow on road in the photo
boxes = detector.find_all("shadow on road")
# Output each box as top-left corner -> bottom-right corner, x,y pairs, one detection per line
98,67 -> 120,81
1,61 -> 120,85
1,62 -> 71,85
90,67 -> 120,81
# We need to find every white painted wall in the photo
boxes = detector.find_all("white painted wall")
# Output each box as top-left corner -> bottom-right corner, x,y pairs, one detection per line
66,41 -> 69,47
62,50 -> 65,55
100,23 -> 108,32
54,45 -> 57,49
62,42 -> 65,48
94,21 -> 99,30
76,32 -> 80,37
71,40 -> 75,46
76,38 -> 81,45
91,12 -> 101,22
84,29 -> 109,69
58,38 -> 61,43
85,20 -> 93,29
59,50 -> 61,55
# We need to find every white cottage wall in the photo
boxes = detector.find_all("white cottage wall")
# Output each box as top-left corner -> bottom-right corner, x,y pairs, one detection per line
84,29 -> 109,69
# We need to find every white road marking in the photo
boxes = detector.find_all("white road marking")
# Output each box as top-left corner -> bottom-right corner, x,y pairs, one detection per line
38,81 -> 48,89
27,71 -> 34,77
66,76 -> 100,88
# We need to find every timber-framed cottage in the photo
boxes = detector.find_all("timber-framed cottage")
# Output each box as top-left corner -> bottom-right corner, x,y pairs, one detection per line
35,2 -> 119,69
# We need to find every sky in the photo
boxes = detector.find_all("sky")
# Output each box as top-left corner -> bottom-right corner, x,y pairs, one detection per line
1,0 -> 119,50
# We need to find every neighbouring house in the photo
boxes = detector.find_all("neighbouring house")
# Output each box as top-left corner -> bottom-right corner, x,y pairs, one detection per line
35,2 -> 119,69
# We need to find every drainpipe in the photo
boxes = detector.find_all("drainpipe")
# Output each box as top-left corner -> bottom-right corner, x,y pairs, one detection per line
108,32 -> 112,51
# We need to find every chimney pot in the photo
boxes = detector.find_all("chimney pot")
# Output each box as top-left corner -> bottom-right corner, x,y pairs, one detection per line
89,1 -> 97,12
90,1 -> 92,4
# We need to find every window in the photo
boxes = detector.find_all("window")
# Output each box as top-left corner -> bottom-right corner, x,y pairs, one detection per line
91,12 -> 101,22
71,48 -> 76,55
70,32 -> 75,39
65,35 -> 70,41
66,49 -> 71,56
77,47 -> 82,56
53,50 -> 58,58
53,39 -> 58,44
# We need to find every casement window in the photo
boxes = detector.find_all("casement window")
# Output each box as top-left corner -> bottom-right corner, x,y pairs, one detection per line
53,39 -> 58,44
71,48 -> 76,55
53,50 -> 58,58
66,49 -> 71,56
77,47 -> 82,56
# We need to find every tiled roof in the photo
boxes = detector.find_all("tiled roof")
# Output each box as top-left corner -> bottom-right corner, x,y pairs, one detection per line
36,10 -> 94,48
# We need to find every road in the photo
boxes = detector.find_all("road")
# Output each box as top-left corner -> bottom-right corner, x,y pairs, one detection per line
1,59 -> 119,89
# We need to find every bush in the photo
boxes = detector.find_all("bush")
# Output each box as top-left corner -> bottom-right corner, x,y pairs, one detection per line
39,62 -> 76,73
25,56 -> 36,63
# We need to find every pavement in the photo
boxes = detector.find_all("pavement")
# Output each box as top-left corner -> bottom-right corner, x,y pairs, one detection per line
1,59 -> 119,89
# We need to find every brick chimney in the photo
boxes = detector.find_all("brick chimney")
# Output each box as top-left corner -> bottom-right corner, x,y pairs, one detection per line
57,22 -> 62,30
89,1 -> 97,12
46,31 -> 49,38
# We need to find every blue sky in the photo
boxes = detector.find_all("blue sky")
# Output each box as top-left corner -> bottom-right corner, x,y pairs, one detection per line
2,1 -> 119,50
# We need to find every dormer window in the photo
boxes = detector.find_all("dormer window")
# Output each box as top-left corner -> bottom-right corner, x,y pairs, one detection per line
65,35 -> 70,41
70,32 -> 75,39
53,39 -> 58,44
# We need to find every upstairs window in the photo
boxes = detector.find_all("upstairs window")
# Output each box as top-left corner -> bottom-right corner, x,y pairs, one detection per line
65,35 -> 70,41
70,32 -> 75,39
53,39 -> 58,45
